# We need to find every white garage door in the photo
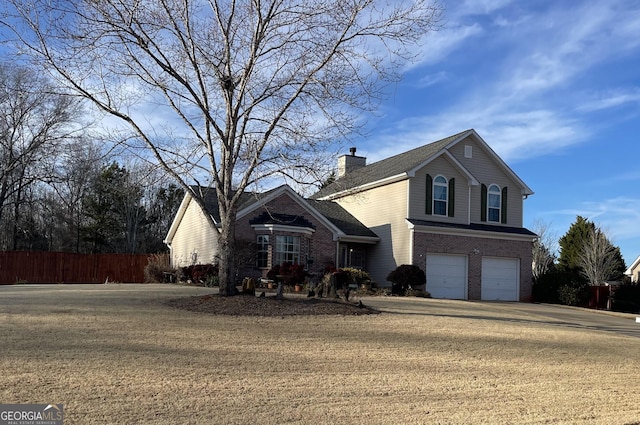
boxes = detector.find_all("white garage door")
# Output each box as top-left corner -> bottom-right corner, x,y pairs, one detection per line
426,254 -> 467,299
481,257 -> 519,301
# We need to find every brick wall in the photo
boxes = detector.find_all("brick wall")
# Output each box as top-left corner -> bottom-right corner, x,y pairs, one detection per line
235,193 -> 337,279
412,232 -> 533,301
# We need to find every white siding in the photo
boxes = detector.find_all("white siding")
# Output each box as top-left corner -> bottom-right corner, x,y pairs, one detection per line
335,180 -> 410,286
170,199 -> 219,268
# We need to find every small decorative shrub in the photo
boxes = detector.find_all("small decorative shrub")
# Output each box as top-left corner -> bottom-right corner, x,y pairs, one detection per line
386,264 -> 426,295
557,283 -> 589,306
340,268 -> 372,287
180,264 -> 219,286
267,262 -> 306,285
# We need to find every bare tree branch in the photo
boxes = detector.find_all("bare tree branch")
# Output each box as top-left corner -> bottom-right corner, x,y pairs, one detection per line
2,0 -> 442,294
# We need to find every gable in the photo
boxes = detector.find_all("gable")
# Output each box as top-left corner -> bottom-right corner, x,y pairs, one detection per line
446,132 -> 533,196
313,129 -> 532,201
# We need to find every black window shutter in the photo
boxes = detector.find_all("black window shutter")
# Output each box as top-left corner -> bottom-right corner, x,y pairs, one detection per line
425,174 -> 432,215
448,178 -> 455,217
501,186 -> 508,224
480,184 -> 487,222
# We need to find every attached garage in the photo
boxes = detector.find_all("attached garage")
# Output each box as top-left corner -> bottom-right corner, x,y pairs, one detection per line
481,257 -> 519,301
426,254 -> 467,299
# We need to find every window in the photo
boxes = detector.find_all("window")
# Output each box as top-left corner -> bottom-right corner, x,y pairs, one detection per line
488,184 -> 501,222
433,175 -> 448,216
464,145 -> 473,158
275,235 -> 300,265
256,235 -> 269,268
426,174 -> 455,217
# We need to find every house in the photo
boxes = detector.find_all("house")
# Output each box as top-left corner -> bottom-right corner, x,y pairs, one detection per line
625,255 -> 640,282
164,184 -> 379,279
312,129 -> 536,301
165,129 -> 536,301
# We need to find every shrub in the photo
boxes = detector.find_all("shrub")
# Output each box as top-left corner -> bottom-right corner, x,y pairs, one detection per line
180,264 -> 219,286
533,270 -> 589,305
340,268 -> 372,286
556,280 -> 589,306
386,264 -> 426,296
267,262 -> 306,285
144,254 -> 175,283
612,282 -> 640,313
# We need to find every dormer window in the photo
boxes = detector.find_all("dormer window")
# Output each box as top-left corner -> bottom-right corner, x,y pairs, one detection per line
488,184 -> 501,222
433,175 -> 448,216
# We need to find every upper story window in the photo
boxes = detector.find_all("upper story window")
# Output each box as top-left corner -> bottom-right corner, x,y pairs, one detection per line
487,184 -> 501,222
481,183 -> 507,224
425,174 -> 455,217
433,175 -> 448,216
275,235 -> 300,265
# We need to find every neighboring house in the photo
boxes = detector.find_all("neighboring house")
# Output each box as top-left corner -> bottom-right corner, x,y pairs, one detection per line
165,129 -> 536,301
312,129 -> 536,301
625,255 -> 640,282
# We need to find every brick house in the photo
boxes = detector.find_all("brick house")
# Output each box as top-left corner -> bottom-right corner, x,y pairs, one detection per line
165,129 -> 537,301
164,184 -> 379,281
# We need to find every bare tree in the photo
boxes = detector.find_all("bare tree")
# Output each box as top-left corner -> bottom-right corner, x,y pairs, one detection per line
45,137 -> 104,252
531,219 -> 557,281
0,63 -> 80,250
3,0 -> 442,294
577,225 -> 621,286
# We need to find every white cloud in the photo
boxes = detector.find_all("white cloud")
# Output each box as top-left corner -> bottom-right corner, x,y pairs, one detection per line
411,23 -> 483,68
415,71 -> 450,88
577,89 -> 640,113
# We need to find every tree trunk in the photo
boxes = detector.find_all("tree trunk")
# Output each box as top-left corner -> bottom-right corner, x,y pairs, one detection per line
217,212 -> 237,296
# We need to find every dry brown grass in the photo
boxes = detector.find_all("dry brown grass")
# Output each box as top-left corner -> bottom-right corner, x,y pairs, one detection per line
1,284 -> 639,424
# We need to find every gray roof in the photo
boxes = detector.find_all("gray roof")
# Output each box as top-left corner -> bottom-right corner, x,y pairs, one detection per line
191,185 -> 377,238
407,219 -> 537,237
306,199 -> 378,238
191,186 -> 275,222
312,130 -> 470,199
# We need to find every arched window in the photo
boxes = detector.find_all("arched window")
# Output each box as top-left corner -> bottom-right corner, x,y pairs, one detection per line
433,175 -> 448,216
488,184 -> 501,222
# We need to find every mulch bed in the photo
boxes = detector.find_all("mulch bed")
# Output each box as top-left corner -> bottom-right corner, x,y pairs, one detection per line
165,293 -> 380,316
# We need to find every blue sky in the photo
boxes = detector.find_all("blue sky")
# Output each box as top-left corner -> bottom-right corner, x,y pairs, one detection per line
351,0 -> 640,266
2,0 -> 638,266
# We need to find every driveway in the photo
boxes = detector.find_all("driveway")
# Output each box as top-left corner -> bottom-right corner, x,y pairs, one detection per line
361,296 -> 640,338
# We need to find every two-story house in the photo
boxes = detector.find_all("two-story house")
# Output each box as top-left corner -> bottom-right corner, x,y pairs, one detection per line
165,129 -> 536,301
313,129 -> 536,301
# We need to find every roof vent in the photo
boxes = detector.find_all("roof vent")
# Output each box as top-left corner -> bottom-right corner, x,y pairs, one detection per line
349,147 -> 357,156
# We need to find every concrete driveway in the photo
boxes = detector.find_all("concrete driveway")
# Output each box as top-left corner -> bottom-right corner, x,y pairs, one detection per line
361,296 -> 640,338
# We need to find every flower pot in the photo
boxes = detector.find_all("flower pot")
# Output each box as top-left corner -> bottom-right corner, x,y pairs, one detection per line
294,285 -> 303,292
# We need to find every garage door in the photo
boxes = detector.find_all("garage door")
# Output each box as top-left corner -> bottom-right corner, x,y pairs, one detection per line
481,257 -> 519,301
426,254 -> 467,299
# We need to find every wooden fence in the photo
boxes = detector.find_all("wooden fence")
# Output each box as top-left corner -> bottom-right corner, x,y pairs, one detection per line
0,251 -> 154,284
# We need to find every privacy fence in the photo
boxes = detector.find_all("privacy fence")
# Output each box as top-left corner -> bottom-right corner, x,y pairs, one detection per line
0,251 -> 155,284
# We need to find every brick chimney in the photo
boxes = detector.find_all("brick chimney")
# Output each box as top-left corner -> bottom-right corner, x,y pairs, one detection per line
338,147 -> 366,177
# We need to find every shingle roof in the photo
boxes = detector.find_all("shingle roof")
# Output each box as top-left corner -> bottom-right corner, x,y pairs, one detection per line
306,199 -> 378,238
191,186 -> 272,222
191,185 -> 376,238
407,219 -> 537,237
312,130 -> 470,199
